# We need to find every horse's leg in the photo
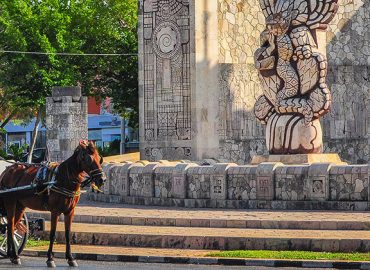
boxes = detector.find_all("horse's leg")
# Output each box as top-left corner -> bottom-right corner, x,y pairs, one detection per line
5,200 -> 20,265
14,206 -> 26,244
46,212 -> 59,268
64,209 -> 78,267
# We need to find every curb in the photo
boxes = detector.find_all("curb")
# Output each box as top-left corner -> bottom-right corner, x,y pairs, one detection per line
23,250 -> 370,269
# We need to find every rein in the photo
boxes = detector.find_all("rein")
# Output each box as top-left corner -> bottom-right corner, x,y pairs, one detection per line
35,165 -> 104,198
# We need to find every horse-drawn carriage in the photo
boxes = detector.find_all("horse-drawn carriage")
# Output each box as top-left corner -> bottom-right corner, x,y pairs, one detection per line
0,188 -> 44,258
0,141 -> 105,267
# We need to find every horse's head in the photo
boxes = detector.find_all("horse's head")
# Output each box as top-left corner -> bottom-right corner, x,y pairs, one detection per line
75,140 -> 106,190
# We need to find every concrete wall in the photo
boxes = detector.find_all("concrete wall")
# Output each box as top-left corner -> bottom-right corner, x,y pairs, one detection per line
88,161 -> 370,210
139,0 -> 370,164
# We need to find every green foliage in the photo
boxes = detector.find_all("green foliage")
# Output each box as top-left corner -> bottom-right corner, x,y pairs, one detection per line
97,139 -> 121,157
0,149 -> 7,159
7,143 -> 28,161
0,0 -> 138,126
207,250 -> 370,261
25,237 -> 50,248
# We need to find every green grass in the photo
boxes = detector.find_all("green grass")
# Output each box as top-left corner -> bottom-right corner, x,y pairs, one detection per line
25,238 -> 50,248
207,250 -> 370,262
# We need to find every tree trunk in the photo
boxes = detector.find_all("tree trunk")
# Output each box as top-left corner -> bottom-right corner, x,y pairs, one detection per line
0,110 -> 16,129
120,116 -> 126,155
27,109 -> 42,163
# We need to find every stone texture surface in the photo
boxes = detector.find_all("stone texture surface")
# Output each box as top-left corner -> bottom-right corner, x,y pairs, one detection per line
254,0 -> 337,154
138,0 -> 220,162
275,165 -> 310,201
96,161 -> 369,209
46,87 -> 87,162
154,166 -> 175,198
139,0 -> 370,164
227,166 -> 257,200
329,165 -> 369,201
186,166 -> 212,199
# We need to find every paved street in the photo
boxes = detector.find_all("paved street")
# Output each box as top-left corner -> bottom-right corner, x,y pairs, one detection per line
0,256 -> 335,270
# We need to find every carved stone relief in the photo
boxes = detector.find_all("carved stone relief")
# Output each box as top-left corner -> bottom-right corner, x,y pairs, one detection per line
254,0 -> 339,154
140,0 -> 192,161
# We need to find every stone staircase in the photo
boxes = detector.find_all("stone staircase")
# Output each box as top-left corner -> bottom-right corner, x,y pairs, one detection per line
28,201 -> 370,252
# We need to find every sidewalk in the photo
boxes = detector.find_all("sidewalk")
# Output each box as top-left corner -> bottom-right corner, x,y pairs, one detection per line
28,200 -> 370,230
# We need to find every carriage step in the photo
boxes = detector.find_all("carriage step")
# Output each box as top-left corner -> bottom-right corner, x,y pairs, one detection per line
38,221 -> 370,252
27,202 -> 370,230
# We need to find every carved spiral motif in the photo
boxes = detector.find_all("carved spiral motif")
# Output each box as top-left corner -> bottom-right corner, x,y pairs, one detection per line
153,22 -> 181,59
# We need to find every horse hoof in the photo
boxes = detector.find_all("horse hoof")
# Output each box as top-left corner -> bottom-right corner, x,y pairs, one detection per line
68,260 -> 78,267
46,260 -> 56,268
11,258 -> 21,265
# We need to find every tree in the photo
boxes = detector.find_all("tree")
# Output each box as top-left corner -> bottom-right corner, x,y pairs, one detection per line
0,0 -> 138,157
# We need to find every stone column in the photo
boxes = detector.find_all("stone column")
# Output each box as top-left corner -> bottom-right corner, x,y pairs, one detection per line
46,87 -> 88,162
138,0 -> 219,162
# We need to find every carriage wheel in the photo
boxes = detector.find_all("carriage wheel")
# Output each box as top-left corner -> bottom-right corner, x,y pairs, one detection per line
0,214 -> 29,257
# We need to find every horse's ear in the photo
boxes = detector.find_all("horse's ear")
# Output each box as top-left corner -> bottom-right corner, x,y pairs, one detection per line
88,140 -> 96,148
79,140 -> 88,147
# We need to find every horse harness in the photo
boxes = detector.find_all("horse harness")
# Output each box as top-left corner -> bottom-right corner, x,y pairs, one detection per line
33,164 -> 103,205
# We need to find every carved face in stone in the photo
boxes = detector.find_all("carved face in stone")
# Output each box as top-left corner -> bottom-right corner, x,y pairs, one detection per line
266,12 -> 291,36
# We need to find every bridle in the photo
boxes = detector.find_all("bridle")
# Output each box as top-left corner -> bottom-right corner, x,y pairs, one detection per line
81,168 -> 105,188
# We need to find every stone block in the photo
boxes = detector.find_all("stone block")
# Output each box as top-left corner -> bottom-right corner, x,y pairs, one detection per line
129,166 -> 145,197
329,165 -> 369,201
275,165 -> 310,201
256,162 -> 283,200
52,86 -> 81,97
308,163 -> 332,201
171,163 -> 198,199
187,166 -> 212,199
251,154 -> 345,165
109,164 -> 124,195
102,163 -> 117,194
141,163 -> 160,197
210,163 -> 237,200
154,166 -> 175,198
118,163 -> 143,197
227,165 -> 257,200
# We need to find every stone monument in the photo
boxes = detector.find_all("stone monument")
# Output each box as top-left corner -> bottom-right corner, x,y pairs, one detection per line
254,0 -> 338,156
46,86 -> 88,162
138,0 -> 220,161
87,0 -> 370,211
139,0 -> 370,164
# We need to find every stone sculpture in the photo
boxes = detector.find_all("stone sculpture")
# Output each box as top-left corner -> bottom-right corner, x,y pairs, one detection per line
254,0 -> 338,154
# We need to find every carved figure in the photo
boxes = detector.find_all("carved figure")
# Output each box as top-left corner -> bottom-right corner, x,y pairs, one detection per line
254,0 -> 338,154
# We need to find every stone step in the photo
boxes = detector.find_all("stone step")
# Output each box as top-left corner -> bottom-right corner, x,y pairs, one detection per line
37,221 -> 370,252
27,202 -> 370,230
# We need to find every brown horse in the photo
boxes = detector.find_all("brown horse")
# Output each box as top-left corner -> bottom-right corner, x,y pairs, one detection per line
0,140 -> 105,267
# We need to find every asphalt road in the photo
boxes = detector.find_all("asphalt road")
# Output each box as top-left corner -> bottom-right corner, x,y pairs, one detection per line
0,256 -> 336,270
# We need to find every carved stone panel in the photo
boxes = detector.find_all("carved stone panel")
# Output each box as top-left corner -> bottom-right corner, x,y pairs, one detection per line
210,175 -> 225,200
257,176 -> 274,200
311,177 -> 326,199
139,0 -> 193,161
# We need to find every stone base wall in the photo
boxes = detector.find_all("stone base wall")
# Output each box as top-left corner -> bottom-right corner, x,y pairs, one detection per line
90,162 -> 370,211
